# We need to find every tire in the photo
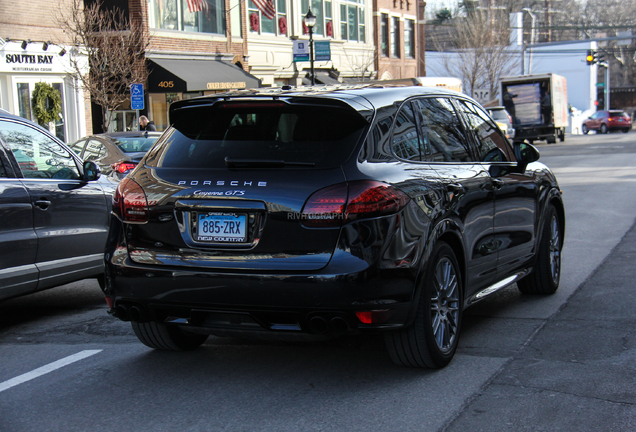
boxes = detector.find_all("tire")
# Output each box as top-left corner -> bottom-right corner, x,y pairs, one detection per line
518,205 -> 561,295
558,128 -> 565,141
582,124 -> 589,134
132,321 -> 208,351
385,242 -> 462,368
623,128 -> 630,133
546,135 -> 556,144
600,123 -> 608,134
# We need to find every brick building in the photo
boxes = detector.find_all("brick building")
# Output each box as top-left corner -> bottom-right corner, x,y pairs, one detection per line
372,0 -> 424,81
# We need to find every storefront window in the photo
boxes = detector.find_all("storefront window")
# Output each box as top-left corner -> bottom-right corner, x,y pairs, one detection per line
17,83 -> 32,121
52,83 -> 66,142
148,0 -> 226,35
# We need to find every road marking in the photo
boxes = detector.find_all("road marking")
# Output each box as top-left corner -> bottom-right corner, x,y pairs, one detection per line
0,350 -> 102,393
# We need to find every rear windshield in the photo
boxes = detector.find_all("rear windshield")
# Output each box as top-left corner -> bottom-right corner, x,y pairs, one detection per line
489,110 -> 508,121
609,110 -> 629,117
114,136 -> 158,153
148,103 -> 368,169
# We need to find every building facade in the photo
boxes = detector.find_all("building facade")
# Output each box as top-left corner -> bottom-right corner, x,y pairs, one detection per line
246,0 -> 378,85
0,0 -> 90,142
372,0 -> 420,81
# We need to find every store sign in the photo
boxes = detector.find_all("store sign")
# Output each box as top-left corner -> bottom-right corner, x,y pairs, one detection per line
0,47 -> 67,74
206,82 -> 246,90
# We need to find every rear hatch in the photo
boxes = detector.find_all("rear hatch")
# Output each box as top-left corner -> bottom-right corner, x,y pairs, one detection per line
117,96 -> 372,271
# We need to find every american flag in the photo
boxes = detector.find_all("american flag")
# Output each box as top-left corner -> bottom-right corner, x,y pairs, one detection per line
253,0 -> 276,20
187,0 -> 210,18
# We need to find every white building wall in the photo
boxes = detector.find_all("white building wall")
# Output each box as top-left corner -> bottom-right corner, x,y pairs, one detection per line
247,0 -> 376,86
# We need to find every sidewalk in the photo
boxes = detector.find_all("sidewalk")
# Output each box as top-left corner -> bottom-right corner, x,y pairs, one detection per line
444,221 -> 636,431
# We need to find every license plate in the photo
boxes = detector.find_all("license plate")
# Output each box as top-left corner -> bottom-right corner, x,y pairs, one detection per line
196,213 -> 246,243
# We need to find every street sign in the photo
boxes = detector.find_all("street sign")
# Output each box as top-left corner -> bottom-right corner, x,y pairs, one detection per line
130,83 -> 144,110
315,41 -> 331,61
596,83 -> 605,87
293,40 -> 309,62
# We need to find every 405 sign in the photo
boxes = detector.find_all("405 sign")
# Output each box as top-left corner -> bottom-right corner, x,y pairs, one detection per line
157,81 -> 174,88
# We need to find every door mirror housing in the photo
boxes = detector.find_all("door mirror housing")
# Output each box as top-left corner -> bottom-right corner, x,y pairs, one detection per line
514,142 -> 540,172
83,160 -> 101,182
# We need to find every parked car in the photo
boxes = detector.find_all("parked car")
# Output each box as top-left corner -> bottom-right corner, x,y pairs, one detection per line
68,131 -> 161,181
103,85 -> 565,368
0,110 -> 112,300
582,110 -> 631,134
486,106 -> 515,140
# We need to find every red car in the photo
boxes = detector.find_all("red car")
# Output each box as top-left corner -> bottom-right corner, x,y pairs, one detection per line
582,110 -> 631,134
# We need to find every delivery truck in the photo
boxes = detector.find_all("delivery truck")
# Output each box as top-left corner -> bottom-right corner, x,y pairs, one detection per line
498,73 -> 568,144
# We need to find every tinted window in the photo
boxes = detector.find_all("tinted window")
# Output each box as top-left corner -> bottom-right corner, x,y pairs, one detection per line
457,100 -> 513,163
68,139 -> 86,157
114,136 -> 159,153
83,139 -> 107,161
392,101 -> 422,161
414,98 -> 471,163
0,121 -> 80,179
151,104 -> 368,169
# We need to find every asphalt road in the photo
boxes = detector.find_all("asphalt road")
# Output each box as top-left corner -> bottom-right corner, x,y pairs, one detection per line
1,131 -> 635,431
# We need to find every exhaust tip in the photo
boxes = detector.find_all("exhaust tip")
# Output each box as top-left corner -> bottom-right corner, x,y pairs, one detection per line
309,316 -> 329,334
115,304 -> 130,321
128,305 -> 145,323
330,317 -> 350,334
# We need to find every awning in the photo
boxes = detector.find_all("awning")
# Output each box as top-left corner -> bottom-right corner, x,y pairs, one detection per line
302,71 -> 342,86
147,58 -> 261,93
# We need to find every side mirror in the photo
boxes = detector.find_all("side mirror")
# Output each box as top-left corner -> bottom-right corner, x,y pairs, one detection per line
83,160 -> 101,182
514,142 -> 540,172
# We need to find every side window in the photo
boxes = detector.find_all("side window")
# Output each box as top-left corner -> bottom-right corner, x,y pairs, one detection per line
456,100 -> 513,163
0,152 -> 7,178
392,101 -> 423,161
414,98 -> 471,162
0,121 -> 80,179
83,139 -> 106,161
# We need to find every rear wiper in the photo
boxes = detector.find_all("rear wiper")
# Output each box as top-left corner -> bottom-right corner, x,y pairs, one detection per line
224,158 -> 315,168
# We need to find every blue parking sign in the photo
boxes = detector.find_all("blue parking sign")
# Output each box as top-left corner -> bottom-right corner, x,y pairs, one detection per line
130,83 -> 144,110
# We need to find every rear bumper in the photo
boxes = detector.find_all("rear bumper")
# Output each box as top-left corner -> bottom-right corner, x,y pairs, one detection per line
104,254 -> 418,335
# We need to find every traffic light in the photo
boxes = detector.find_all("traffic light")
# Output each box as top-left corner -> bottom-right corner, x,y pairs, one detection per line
586,50 -> 597,65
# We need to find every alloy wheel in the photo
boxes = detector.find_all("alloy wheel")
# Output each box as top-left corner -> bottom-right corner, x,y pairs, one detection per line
549,215 -> 561,284
430,257 -> 460,353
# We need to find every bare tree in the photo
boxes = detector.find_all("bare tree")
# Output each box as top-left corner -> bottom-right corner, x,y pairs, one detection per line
342,47 -> 377,81
56,0 -> 148,132
431,10 -> 519,100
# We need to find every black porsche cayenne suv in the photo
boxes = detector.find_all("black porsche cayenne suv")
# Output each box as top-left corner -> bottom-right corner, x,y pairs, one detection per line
103,85 -> 564,368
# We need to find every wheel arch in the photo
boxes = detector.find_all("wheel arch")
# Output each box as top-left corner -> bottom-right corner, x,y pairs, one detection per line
405,221 -> 466,327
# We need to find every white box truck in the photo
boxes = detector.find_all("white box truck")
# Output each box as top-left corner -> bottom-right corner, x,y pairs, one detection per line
498,73 -> 568,144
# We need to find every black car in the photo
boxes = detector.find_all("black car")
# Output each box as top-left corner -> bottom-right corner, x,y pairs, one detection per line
0,111 -> 110,300
68,131 -> 162,181
103,85 -> 565,368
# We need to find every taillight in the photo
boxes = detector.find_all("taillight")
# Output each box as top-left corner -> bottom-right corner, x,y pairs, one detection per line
301,181 -> 410,228
300,183 -> 348,228
112,161 -> 137,174
113,178 -> 151,223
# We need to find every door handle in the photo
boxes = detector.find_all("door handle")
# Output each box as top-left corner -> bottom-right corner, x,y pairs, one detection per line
34,199 -> 51,210
491,178 -> 505,190
446,183 -> 466,194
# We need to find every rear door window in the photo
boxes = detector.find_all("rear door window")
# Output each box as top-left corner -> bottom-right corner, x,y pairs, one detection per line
456,100 -> 514,163
152,102 -> 369,169
391,101 -> 423,161
413,97 -> 472,163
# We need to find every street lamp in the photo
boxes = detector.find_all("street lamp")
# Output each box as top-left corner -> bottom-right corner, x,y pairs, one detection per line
521,8 -> 536,75
305,8 -> 316,86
